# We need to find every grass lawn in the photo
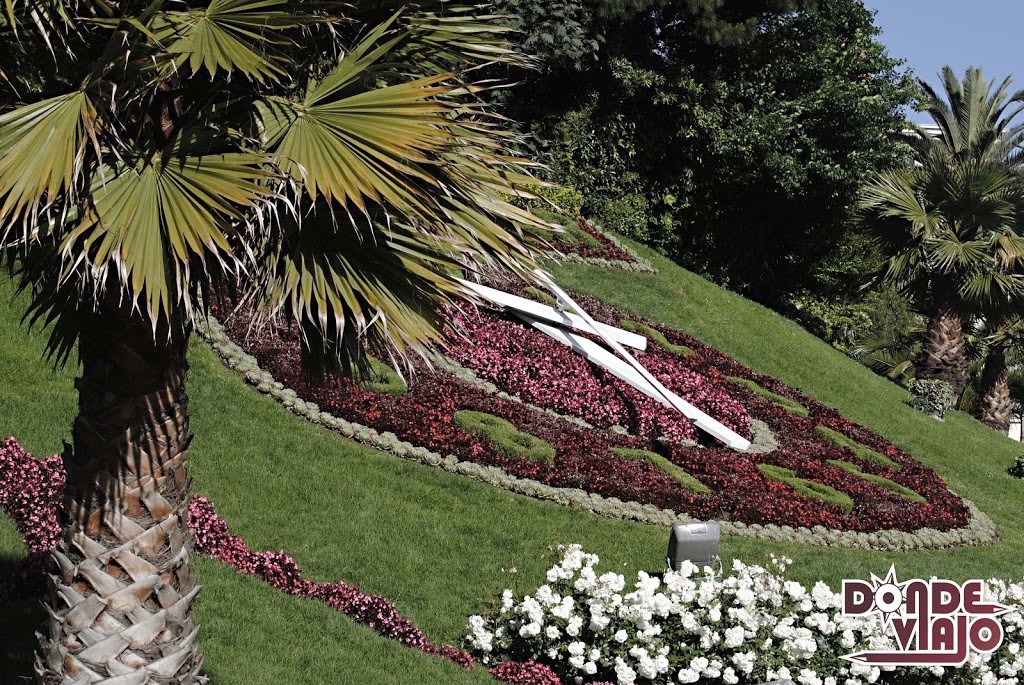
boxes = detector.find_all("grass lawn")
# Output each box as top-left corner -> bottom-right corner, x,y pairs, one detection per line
2,234 -> 1024,680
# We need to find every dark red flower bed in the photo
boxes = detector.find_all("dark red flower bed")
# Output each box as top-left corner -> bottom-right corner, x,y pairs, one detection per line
550,217 -> 641,264
211,279 -> 969,534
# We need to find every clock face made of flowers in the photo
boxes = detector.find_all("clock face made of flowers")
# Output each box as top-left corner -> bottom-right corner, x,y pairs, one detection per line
212,279 -> 970,535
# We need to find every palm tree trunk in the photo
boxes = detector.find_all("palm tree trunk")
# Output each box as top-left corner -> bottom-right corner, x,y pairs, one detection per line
917,304 -> 970,398
976,344 -> 1012,433
35,299 -> 203,684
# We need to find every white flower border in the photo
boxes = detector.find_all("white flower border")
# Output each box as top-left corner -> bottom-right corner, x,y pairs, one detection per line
467,545 -> 1024,685
197,317 -> 998,552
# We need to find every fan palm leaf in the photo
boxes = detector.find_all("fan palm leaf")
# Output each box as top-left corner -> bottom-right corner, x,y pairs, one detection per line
0,91 -> 97,233
149,0 -> 306,82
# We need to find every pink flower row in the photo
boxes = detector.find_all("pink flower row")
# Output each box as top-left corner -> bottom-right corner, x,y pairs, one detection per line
185,496 -> 476,667
0,437 -> 503,675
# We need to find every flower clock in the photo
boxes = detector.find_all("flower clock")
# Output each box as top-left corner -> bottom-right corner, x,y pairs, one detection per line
209,277 -> 978,542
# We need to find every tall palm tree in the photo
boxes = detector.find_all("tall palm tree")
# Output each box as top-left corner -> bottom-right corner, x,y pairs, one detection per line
976,329 -> 1014,431
912,66 -> 1024,166
862,67 -> 1024,399
860,154 -> 1024,399
0,2 -> 551,681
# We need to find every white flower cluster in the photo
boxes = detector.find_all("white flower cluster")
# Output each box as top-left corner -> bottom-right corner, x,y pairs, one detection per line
466,545 -> 1024,685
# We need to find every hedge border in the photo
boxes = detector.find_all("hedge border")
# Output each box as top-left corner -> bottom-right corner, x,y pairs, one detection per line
197,316 -> 998,552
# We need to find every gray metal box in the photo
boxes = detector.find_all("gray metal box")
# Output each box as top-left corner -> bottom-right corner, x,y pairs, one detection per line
666,521 -> 721,571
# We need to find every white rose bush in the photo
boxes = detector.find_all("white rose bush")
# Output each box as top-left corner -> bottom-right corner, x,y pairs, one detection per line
466,545 -> 1024,685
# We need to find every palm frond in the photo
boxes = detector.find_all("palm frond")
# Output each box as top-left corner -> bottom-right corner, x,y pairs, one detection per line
0,91 -> 96,237
61,150 -> 272,322
248,208 -> 465,375
149,0 -> 315,82
398,6 -> 537,72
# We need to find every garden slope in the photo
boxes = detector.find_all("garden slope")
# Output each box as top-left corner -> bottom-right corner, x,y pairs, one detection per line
2,239 -> 1024,679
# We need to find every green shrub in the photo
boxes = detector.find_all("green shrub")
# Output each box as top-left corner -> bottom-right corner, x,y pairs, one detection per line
454,410 -> 556,463
757,463 -> 853,512
826,460 -> 926,504
610,447 -> 710,494
910,379 -> 955,420
725,376 -> 808,417
1009,455 -> 1024,479
592,193 -> 650,242
522,183 -> 585,218
359,356 -> 407,396
541,184 -> 586,217
619,320 -> 692,356
815,425 -> 901,472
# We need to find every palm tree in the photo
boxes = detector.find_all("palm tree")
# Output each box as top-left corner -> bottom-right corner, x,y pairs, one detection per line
965,318 -> 1024,431
0,2 -> 551,681
860,155 -> 1024,399
912,66 -> 1024,166
862,67 -> 1024,399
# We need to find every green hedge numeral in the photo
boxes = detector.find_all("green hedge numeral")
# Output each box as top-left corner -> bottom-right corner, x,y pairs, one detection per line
611,447 -> 710,494
758,463 -> 853,512
815,425 -> 901,472
619,320 -> 693,356
826,460 -> 925,503
726,376 -> 808,417
454,410 -> 556,463
358,356 -> 408,396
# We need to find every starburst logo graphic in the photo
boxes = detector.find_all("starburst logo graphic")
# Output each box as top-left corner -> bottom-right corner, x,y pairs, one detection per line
867,566 -> 907,627
841,566 -> 1014,667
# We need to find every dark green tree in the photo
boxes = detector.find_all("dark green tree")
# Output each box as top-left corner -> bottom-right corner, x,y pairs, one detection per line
498,0 -> 914,306
859,156 -> 1024,400
860,67 -> 1024,419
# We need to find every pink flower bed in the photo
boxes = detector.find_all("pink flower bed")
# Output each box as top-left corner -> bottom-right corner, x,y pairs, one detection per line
445,307 -> 749,441
0,438 -> 64,605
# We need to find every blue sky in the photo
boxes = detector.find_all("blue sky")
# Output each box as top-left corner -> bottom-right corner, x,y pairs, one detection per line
862,1 -> 1024,122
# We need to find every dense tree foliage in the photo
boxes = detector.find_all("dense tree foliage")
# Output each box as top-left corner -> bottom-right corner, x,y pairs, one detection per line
495,0 -> 915,306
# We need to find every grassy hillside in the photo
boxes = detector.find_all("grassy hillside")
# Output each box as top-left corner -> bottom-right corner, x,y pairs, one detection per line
2,238 -> 1024,679
551,238 -> 1024,581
